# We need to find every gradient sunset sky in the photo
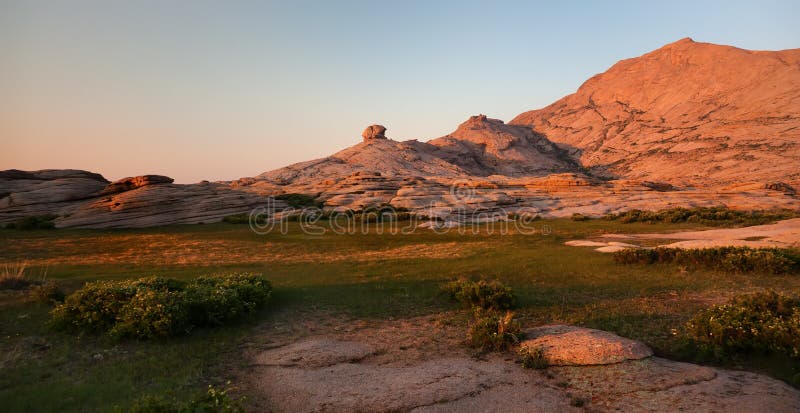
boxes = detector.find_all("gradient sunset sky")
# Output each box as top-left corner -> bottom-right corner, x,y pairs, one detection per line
2,1 -> 798,183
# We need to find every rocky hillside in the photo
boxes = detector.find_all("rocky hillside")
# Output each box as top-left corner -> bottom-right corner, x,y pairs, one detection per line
258,115 -> 581,185
511,38 -> 800,186
2,39 -> 798,228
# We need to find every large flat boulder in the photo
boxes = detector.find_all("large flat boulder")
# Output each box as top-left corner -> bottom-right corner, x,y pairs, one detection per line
520,324 -> 653,366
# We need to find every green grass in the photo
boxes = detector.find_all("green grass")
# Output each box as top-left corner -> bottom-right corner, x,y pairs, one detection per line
1,218 -> 800,411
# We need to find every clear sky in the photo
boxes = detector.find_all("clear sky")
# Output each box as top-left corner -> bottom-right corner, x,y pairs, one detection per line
1,1 -> 798,183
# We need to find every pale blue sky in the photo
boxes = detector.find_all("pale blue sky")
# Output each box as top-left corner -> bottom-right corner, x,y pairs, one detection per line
1,1 -> 798,183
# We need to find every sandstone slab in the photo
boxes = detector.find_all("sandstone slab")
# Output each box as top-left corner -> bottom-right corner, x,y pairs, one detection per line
520,324 -> 653,366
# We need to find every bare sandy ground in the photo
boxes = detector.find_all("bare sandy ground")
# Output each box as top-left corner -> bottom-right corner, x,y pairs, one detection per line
566,218 -> 800,252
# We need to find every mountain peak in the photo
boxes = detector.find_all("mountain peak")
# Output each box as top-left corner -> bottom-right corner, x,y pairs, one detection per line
510,40 -> 800,185
670,37 -> 695,45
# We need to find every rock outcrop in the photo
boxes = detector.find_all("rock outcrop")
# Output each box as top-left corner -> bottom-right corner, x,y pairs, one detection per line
0,169 -> 109,221
0,170 -> 277,228
99,175 -> 174,196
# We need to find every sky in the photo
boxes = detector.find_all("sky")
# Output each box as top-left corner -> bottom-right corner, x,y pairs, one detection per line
1,1 -> 798,183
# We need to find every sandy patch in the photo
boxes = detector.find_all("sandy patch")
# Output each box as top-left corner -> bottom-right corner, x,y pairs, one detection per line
566,218 -> 800,252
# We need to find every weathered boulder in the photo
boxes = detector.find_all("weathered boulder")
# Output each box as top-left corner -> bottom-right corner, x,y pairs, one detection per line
362,124 -> 387,141
520,324 -> 653,366
100,175 -> 174,195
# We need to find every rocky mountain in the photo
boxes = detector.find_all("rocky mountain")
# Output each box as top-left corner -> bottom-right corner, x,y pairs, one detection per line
511,38 -> 800,186
2,39 -> 798,228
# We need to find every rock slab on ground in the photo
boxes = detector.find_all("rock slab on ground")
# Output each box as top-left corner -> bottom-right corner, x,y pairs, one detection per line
520,324 -> 654,366
246,320 -> 800,412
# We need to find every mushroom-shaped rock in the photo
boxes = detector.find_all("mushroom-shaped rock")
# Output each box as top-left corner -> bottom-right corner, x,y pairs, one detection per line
100,175 -> 175,196
362,124 -> 387,141
520,324 -> 653,366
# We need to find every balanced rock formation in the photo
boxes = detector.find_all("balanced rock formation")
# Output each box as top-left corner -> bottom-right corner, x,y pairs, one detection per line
362,124 -> 388,141
511,38 -> 800,186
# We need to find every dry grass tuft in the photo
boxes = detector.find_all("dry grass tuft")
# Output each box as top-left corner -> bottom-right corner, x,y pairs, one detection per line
0,262 -> 31,290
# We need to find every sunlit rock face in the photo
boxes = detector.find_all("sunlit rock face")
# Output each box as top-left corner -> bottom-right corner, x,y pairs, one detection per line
511,38 -> 800,186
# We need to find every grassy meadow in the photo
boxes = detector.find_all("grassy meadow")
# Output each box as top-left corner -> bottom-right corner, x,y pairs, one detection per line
1,218 -> 799,411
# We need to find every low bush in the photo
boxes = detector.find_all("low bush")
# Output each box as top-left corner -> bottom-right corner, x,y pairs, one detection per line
222,214 -> 247,224
222,213 -> 268,225
27,281 -> 65,305
612,246 -> 799,274
519,345 -> 548,369
123,382 -> 244,413
684,291 -> 800,359
52,273 -> 272,339
442,278 -> 516,310
570,213 -> 589,221
467,308 -> 521,352
4,214 -> 58,230
275,193 -> 323,209
603,206 -> 799,227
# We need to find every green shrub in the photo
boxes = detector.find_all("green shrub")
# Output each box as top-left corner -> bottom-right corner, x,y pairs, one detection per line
570,213 -> 589,221
123,383 -> 244,413
603,207 -> 799,227
185,274 -> 271,326
111,289 -> 189,339
221,214 -> 248,224
519,345 -> 548,369
222,213 -> 268,225
467,308 -> 521,352
52,280 -> 140,332
275,193 -> 323,209
52,274 -> 272,339
4,214 -> 58,230
185,383 -> 245,413
684,291 -> 800,359
442,278 -> 516,310
612,247 -> 799,274
125,395 -> 177,413
27,281 -> 65,305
